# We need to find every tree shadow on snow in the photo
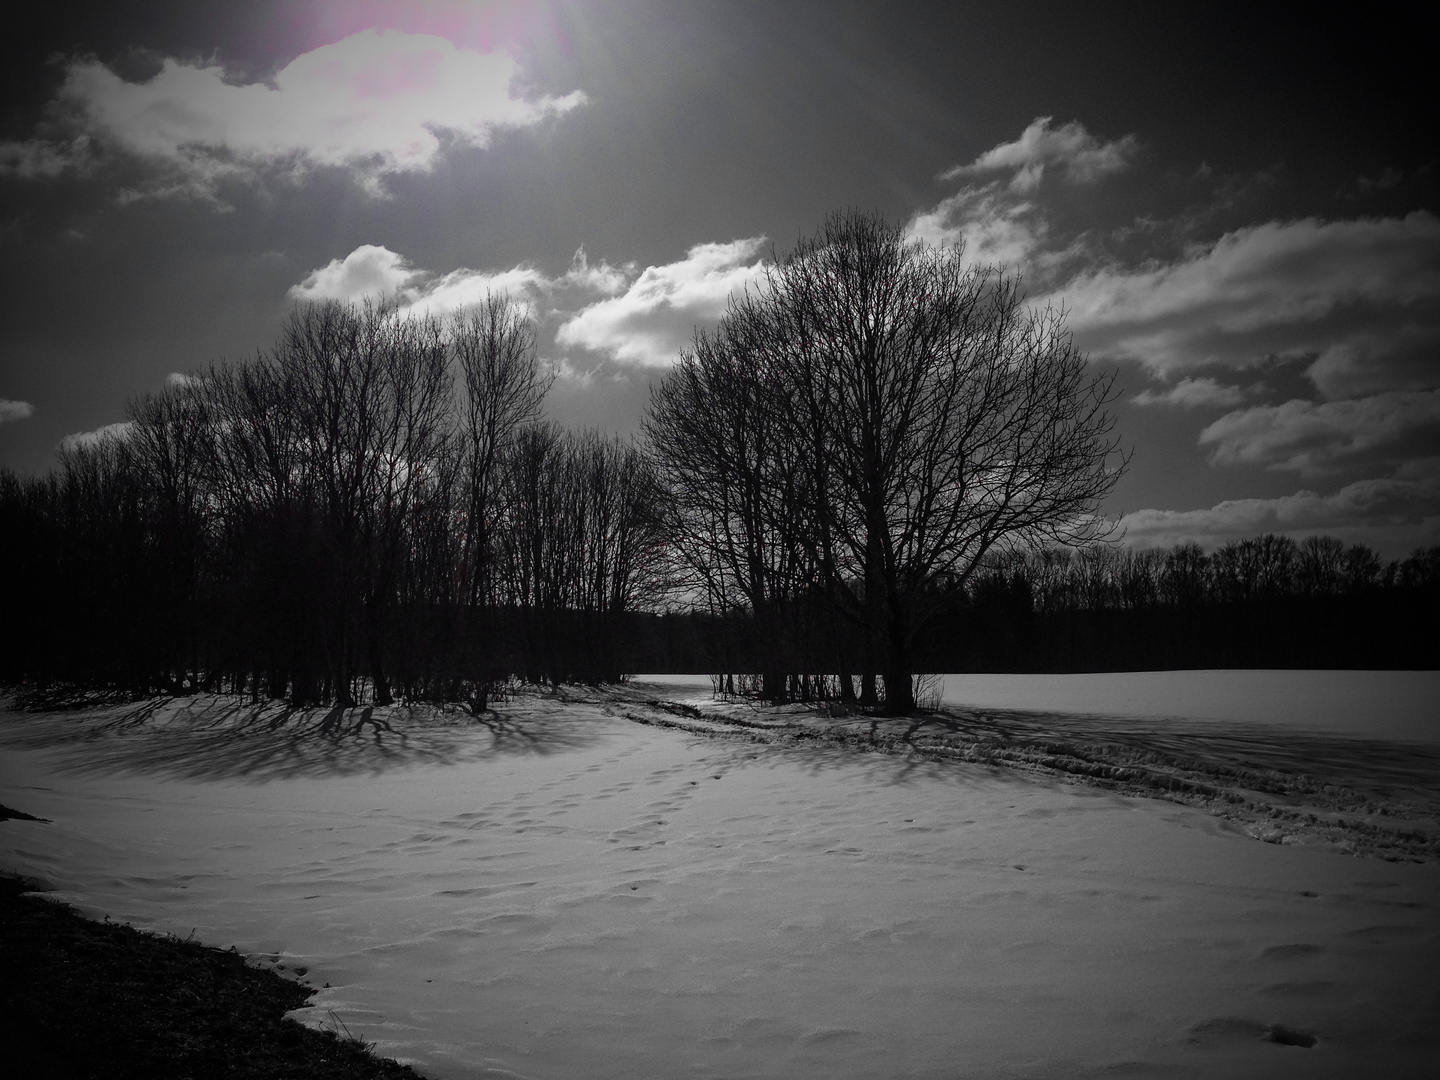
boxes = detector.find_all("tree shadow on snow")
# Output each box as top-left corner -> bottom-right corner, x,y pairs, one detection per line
0,695 -> 606,783
624,695 -> 1440,859
894,707 -> 1440,806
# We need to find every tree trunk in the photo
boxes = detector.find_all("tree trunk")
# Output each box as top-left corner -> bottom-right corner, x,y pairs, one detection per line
368,612 -> 393,706
883,664 -> 915,715
859,670 -> 878,707
884,610 -> 916,715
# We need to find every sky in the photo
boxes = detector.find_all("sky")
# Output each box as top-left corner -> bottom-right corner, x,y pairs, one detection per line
0,0 -> 1436,557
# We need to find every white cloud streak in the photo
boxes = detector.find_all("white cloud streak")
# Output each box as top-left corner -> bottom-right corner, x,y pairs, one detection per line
940,117 -> 1137,192
1055,212 -> 1440,395
3,29 -> 587,198
59,420 -> 134,451
1132,377 -> 1246,410
288,244 -> 423,303
907,184 -> 1049,268
1199,390 -> 1440,476
293,238 -> 764,369
1118,462 -> 1440,557
908,118 -> 1136,278
555,238 -> 769,367
289,244 -> 630,324
0,398 -> 36,424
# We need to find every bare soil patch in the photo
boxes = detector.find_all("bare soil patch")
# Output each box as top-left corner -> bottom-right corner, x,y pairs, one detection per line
0,871 -> 426,1079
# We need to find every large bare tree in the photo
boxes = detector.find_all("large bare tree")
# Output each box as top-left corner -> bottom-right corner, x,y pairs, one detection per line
649,209 -> 1126,712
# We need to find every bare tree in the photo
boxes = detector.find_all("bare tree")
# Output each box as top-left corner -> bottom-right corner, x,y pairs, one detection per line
274,300 -> 452,705
649,209 -> 1126,712
128,377 -> 215,690
1297,534 -> 1347,594
645,316 -> 808,700
451,294 -> 552,706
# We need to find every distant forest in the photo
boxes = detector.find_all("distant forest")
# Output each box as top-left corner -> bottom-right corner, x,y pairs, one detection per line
2,214 -> 1436,710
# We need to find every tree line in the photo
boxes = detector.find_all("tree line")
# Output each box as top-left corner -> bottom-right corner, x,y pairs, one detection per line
596,536 -> 1438,681
926,536 -> 1440,672
0,296 -> 667,708
1,210 -> 1433,712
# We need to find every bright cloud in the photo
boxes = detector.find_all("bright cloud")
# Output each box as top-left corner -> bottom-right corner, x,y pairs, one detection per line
1132,377 -> 1246,410
555,238 -> 769,367
0,398 -> 35,424
59,420 -> 134,452
1055,212 -> 1440,394
290,244 -> 629,322
941,117 -> 1137,192
5,29 -> 587,198
406,247 -> 629,319
1118,462 -> 1440,557
289,245 -> 423,303
291,238 -> 757,370
907,185 -> 1048,267
908,118 -> 1135,276
1199,390 -> 1440,476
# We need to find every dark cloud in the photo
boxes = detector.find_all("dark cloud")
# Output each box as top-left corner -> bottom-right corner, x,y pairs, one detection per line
1132,378 -> 1247,411
1199,391 -> 1440,478
1119,461 -> 1440,557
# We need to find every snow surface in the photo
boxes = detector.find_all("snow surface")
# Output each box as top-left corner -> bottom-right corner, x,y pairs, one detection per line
641,669 -> 1440,744
2,674 -> 1438,1079
936,670 -> 1440,744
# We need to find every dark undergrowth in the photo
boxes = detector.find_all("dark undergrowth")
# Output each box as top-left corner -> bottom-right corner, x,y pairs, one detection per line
4,681 -> 161,712
0,869 -> 427,1080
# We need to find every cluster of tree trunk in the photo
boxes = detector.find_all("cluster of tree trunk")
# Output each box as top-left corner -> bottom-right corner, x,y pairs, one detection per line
0,298 -> 667,707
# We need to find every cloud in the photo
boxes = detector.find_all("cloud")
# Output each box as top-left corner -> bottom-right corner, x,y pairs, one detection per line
558,246 -> 630,297
4,29 -> 587,198
0,136 -> 93,180
289,244 -> 629,321
0,398 -> 35,424
555,238 -> 769,367
941,117 -> 1137,193
401,265 -> 553,317
1199,390 -> 1440,476
58,420 -> 134,452
290,237 -> 762,372
908,118 -> 1135,279
1304,320 -> 1440,399
907,184 -> 1049,268
404,247 -> 630,319
912,123 -> 1438,401
1117,462 -> 1440,557
1054,212 -> 1440,395
1132,377 -> 1246,410
289,244 -> 423,303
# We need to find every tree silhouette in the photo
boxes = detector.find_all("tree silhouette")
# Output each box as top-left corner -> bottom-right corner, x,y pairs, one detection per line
648,209 -> 1126,712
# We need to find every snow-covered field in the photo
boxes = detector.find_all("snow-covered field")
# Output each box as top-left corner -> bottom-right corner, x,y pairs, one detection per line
2,672 -> 1438,1079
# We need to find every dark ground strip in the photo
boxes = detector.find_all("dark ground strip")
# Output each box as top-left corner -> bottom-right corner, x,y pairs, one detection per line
0,873 -> 427,1080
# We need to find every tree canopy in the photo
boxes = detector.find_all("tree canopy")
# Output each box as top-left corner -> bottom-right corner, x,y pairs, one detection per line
647,209 -> 1126,712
